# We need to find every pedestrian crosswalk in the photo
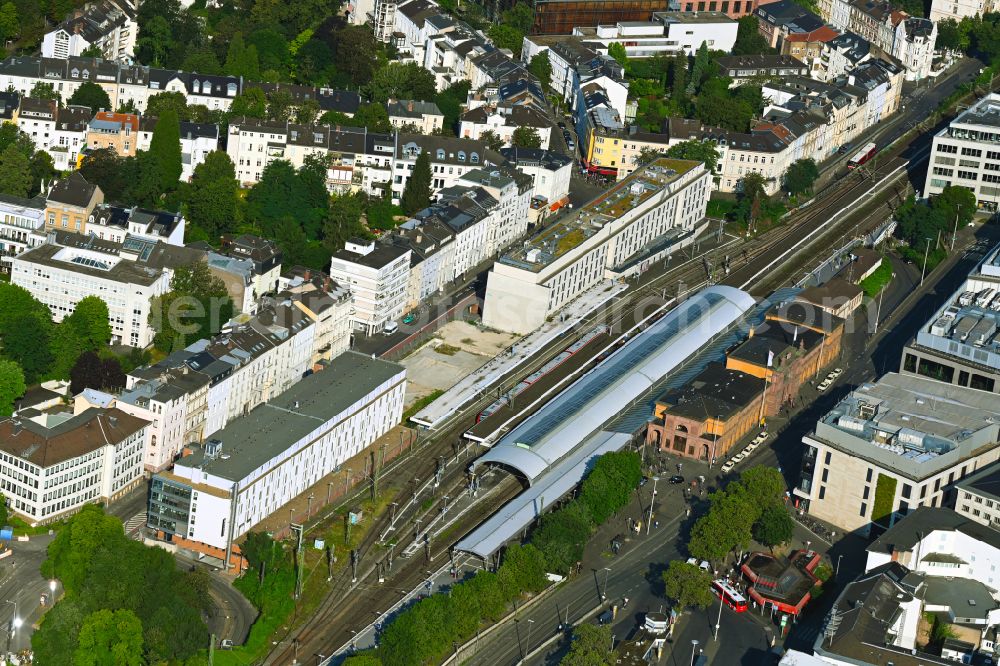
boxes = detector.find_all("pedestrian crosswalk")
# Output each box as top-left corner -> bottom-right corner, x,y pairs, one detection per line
123,512 -> 147,540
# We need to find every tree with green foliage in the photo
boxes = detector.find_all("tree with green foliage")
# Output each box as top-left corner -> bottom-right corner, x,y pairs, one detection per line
30,81 -> 60,102
149,261 -> 234,352
529,500 -> 592,574
186,151 -> 239,238
4,313 -> 53,384
479,130 -> 504,152
66,82 -> 112,114
367,62 -> 438,104
511,126 -> 542,149
401,149 -> 432,215
562,624 -> 614,666
224,32 -> 260,80
180,45 -> 223,75
336,25 -> 380,88
687,42 -> 711,95
785,158 -> 819,195
249,28 -> 291,75
366,198 -> 405,231
732,16 -> 772,55
662,560 -> 715,609
343,656 -> 383,666
63,296 -> 111,352
145,91 -> 189,121
0,360 -> 24,417
79,149 -> 130,201
435,81 -> 472,135
738,465 -> 786,510
671,55 -> 687,104
0,143 -> 32,197
740,171 -> 768,205
607,42 -> 628,67
322,192 -> 368,253
73,609 -> 144,666
932,184 -> 977,227
149,108 -> 182,189
352,102 -> 392,133
935,18 -> 970,52
488,24 -> 524,56
29,151 -> 55,197
753,505 -> 794,551
579,450 -> 642,524
529,52 -> 552,90
0,2 -> 19,43
296,99 -> 321,125
665,140 -> 721,172
229,87 -> 268,119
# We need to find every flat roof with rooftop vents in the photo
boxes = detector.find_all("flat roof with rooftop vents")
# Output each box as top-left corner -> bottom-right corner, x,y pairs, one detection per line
498,158 -> 697,273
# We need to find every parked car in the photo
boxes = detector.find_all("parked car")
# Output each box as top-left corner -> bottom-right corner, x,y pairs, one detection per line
402,313 -> 416,325
732,452 -> 745,463
752,431 -> 769,446
817,378 -> 832,391
383,321 -> 399,335
830,367 -> 843,378
669,475 -> 685,484
721,461 -> 735,473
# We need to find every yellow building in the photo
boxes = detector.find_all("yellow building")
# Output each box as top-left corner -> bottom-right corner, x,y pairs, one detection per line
44,172 -> 103,234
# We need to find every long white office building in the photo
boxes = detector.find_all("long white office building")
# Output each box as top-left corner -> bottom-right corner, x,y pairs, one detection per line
0,407 -> 148,524
482,158 -> 711,334
147,352 -> 405,560
925,93 -> 1000,212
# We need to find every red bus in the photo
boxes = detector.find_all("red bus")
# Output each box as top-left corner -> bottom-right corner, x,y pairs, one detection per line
847,142 -> 877,169
712,580 -> 748,612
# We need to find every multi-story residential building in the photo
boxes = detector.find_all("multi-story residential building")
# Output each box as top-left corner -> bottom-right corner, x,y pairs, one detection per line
17,98 -> 93,170
44,172 -> 103,234
85,110 -> 139,157
500,147 -> 573,221
827,0 -> 935,81
42,0 -> 137,62
390,134 -> 501,204
386,99 -> 444,134
458,104 -> 552,149
330,238 -> 411,334
11,231 -> 210,347
225,118 -> 396,193
754,0 -> 830,48
530,0 -> 778,33
925,94 -> 1000,212
0,193 -> 46,273
218,234 -> 282,300
483,158 -> 711,334
381,0 -> 441,60
899,241 -> 1000,394
795,373 -> 1000,536
136,118 -> 219,181
930,0 -> 995,21
147,353 -> 405,563
561,14 -> 738,58
87,203 -> 186,245
0,407 -> 148,524
714,54 -> 810,86
276,268 -> 354,364
954,463 -> 1000,530
455,166 -> 533,255
0,56 -> 243,115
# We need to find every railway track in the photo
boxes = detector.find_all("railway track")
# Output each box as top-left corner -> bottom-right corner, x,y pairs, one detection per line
266,133 -> 927,665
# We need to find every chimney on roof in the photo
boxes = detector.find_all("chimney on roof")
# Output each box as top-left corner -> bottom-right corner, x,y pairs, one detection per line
408,100 -> 414,112
108,415 -> 117,427
11,419 -> 20,436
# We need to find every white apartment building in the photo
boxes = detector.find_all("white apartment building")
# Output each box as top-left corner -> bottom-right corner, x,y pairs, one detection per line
456,167 -> 533,256
137,118 -> 220,181
226,118 -> 396,193
9,234 -> 205,347
500,147 -> 573,220
796,373 -> 1000,536
0,56 -> 243,115
566,13 -> 738,58
387,99 -> 444,134
0,193 -> 46,273
330,239 -> 411,335
147,353 -> 405,561
458,104 -> 553,149
383,0 -> 441,61
930,0 -> 995,21
42,0 -> 137,62
925,94 -> 1000,211
16,98 -> 92,172
483,158 -> 711,334
0,408 -> 148,524
390,135 -> 500,205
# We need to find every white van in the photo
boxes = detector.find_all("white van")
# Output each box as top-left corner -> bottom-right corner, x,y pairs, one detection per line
383,321 -> 399,335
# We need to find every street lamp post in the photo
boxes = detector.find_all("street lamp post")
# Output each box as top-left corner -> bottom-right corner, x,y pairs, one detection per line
602,567 -> 611,601
714,593 -> 724,641
690,639 -> 700,666
526,618 -> 535,656
645,477 -> 660,536
5,600 -> 17,654
836,554 -> 844,579
920,236 -> 933,286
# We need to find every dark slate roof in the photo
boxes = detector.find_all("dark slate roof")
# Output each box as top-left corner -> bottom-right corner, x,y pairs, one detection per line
956,462 -> 1000,504
500,146 -> 572,171
317,89 -> 361,115
867,506 -> 1000,556
47,172 -> 98,208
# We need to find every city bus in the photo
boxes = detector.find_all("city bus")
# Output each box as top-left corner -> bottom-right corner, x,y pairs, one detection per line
847,142 -> 877,169
712,579 -> 748,612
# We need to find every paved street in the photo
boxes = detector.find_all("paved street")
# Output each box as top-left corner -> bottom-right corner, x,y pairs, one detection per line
0,534 -> 55,656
